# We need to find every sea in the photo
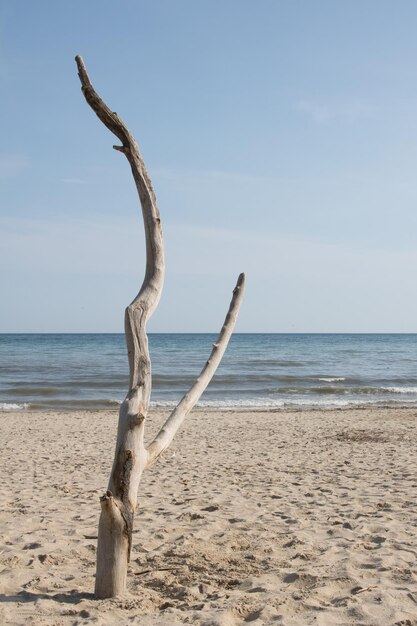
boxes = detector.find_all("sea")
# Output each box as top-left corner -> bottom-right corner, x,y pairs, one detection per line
1,333 -> 417,412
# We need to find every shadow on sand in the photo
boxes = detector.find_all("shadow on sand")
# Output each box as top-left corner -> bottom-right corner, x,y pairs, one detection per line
0,590 -> 95,604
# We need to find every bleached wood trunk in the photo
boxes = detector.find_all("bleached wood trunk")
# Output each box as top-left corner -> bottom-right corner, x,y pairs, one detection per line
75,56 -> 245,599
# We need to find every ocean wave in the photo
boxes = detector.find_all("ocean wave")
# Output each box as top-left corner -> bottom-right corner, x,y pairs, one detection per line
266,384 -> 417,396
318,377 -> 345,382
149,392 -> 417,410
0,402 -> 30,411
150,398 -> 286,409
4,387 -> 65,397
382,386 -> 417,394
151,397 -> 367,410
3,396 -> 417,411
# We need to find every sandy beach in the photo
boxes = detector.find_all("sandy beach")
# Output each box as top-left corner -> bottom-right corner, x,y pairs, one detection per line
1,407 -> 417,625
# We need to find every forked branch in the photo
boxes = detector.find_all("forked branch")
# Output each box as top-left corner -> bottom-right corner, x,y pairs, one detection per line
76,54 -> 245,598
146,272 -> 245,465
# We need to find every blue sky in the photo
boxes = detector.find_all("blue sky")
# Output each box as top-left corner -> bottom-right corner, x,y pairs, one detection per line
2,1 -> 417,332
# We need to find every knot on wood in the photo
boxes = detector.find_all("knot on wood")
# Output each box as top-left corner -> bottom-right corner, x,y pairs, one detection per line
113,144 -> 127,153
129,413 -> 145,429
100,490 -> 113,502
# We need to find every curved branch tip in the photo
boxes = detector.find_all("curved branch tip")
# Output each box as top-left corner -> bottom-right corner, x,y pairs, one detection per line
75,55 -> 92,88
236,272 -> 245,287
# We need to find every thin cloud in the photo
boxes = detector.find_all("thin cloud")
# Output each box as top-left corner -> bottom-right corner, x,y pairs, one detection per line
153,167 -> 268,184
296,99 -> 373,124
0,155 -> 29,180
60,177 -> 89,185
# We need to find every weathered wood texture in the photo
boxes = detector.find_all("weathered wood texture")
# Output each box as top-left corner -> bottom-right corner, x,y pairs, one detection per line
75,55 -> 245,599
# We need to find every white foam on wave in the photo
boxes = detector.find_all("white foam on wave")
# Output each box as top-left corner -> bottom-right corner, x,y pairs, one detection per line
103,392 -> 417,412
383,386 -> 417,394
151,398 -> 286,410
151,397 -> 361,410
289,398 -> 350,407
0,402 -> 30,411
318,377 -> 346,383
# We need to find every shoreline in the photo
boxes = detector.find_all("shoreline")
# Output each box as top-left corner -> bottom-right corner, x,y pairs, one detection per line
3,402 -> 417,414
1,407 -> 417,625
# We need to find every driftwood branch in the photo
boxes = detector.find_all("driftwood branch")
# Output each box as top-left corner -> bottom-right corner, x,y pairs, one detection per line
75,55 -> 245,599
76,55 -> 164,597
76,55 -> 164,398
146,272 -> 245,466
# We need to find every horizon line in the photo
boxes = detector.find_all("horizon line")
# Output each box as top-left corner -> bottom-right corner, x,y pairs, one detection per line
1,332 -> 417,336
